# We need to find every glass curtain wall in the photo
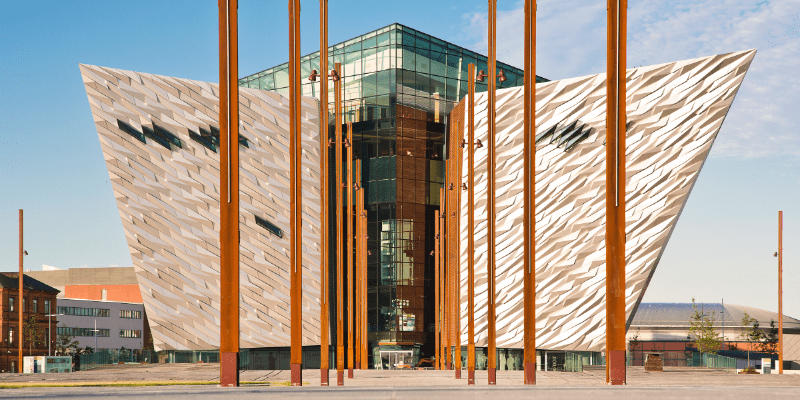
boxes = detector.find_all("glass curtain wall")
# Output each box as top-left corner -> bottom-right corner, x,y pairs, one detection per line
239,23 -> 546,358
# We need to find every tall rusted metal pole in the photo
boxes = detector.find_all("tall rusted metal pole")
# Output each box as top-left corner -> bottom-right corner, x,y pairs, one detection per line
354,160 -> 362,371
18,209 -> 23,372
779,210 -> 783,374
334,62 -> 345,386
360,197 -> 368,369
466,63 -> 476,386
218,0 -> 240,387
318,0 -> 331,387
486,0 -> 498,386
288,0 -> 303,387
346,121 -> 354,379
605,0 -> 627,386
523,0 -> 537,386
441,186 -> 449,370
434,208 -> 441,370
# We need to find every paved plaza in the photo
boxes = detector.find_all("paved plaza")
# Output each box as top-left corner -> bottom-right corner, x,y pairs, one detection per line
0,364 -> 799,398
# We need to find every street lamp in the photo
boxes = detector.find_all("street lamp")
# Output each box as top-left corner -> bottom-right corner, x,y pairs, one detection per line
45,313 -> 62,356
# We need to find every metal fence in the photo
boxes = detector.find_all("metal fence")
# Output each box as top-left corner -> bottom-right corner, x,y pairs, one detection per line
80,349 -> 157,370
701,352 -> 737,373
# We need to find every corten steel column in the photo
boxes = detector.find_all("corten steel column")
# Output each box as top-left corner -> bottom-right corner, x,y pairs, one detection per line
354,160 -> 362,371
440,187 -> 447,370
360,198 -> 368,369
346,121 -> 354,379
318,0 -> 330,386
466,63 -> 476,386
218,0 -> 240,387
441,186 -> 449,370
486,0 -> 498,386
779,211 -> 783,374
434,209 -> 441,370
605,0 -> 627,386
334,62 -> 345,386
523,0 -> 537,386
288,0 -> 304,386
18,210 -> 23,371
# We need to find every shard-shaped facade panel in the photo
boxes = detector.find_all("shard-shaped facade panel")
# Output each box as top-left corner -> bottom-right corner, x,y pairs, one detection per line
458,50 -> 755,351
80,64 -> 322,351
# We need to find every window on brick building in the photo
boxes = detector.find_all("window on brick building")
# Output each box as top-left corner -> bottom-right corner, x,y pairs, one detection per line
9,297 -> 13,312
44,300 -> 50,314
33,299 -> 38,313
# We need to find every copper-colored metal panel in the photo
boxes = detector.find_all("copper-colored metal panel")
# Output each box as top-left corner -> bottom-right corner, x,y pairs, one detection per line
606,0 -> 627,385
347,121 -> 354,378
319,0 -> 330,386
334,62 -> 344,386
523,0 -> 537,386
288,0 -> 303,386
454,115 -> 463,379
218,0 -> 240,387
487,0 -> 498,385
467,62 -> 476,386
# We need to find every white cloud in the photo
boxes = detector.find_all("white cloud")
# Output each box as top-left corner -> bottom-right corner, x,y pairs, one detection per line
460,0 -> 800,158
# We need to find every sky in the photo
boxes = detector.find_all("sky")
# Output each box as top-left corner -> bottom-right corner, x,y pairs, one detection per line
1,1 -> 798,320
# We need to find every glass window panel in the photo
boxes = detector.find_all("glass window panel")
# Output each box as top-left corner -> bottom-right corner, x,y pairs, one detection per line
259,74 -> 275,91
400,69 -> 415,92
401,47 -> 415,71
274,68 -> 289,88
343,78 -> 361,101
344,51 -> 362,76
362,72 -> 377,97
362,35 -> 377,49
416,74 -> 431,94
377,32 -> 390,47
446,54 -> 462,79
375,46 -> 391,71
301,60 -> 311,79
429,182 -> 442,205
431,75 -> 446,97
345,39 -> 362,52
376,70 -> 393,95
445,78 -> 460,101
415,37 -> 430,50
430,51 -> 447,77
414,48 -> 430,74
378,179 -> 396,203
399,32 -> 415,47
428,160 -> 443,183
362,47 -> 378,74
390,30 -> 398,45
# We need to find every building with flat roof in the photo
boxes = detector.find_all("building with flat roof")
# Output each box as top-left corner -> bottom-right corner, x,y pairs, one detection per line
56,298 -> 146,351
27,267 -> 141,303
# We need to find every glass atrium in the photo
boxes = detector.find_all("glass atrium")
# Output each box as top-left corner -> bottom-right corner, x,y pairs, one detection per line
240,23 -> 548,361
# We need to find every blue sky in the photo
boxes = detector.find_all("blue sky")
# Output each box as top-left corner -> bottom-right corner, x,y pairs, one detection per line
1,0 -> 798,319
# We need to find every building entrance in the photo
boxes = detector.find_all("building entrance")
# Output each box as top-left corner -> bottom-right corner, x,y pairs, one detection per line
379,350 -> 414,370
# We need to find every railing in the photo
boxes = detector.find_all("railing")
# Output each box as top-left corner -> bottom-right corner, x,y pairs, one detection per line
80,349 -> 157,370
701,352 -> 737,373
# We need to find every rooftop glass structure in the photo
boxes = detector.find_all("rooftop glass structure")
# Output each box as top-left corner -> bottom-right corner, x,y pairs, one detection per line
240,23 -> 547,360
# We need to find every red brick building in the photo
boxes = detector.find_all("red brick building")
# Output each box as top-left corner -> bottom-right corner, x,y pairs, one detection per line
0,273 -> 60,373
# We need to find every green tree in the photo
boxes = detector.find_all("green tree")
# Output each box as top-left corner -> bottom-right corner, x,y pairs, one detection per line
760,320 -> 779,354
688,298 -> 721,354
738,312 -> 763,366
55,324 -> 79,355
22,315 -> 44,356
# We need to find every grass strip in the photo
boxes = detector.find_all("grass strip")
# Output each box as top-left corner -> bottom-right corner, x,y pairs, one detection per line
0,380 -> 295,389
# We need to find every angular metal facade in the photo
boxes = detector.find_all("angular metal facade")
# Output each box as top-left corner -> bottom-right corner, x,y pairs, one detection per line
457,50 -> 755,351
81,64 -> 322,351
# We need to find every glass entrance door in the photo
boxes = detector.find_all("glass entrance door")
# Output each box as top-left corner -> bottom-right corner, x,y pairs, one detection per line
379,350 -> 414,370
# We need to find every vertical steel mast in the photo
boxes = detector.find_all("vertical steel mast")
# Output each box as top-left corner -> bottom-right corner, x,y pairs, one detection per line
778,210 -> 784,374
435,207 -> 441,370
347,121 -> 354,379
523,0 -> 537,386
334,62 -> 345,387
486,0 -> 498,386
218,0 -> 240,387
605,0 -> 627,386
466,63 -> 476,386
354,159 -> 363,371
288,0 -> 303,387
318,0 -> 331,387
18,209 -> 23,372
454,119 -> 463,379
